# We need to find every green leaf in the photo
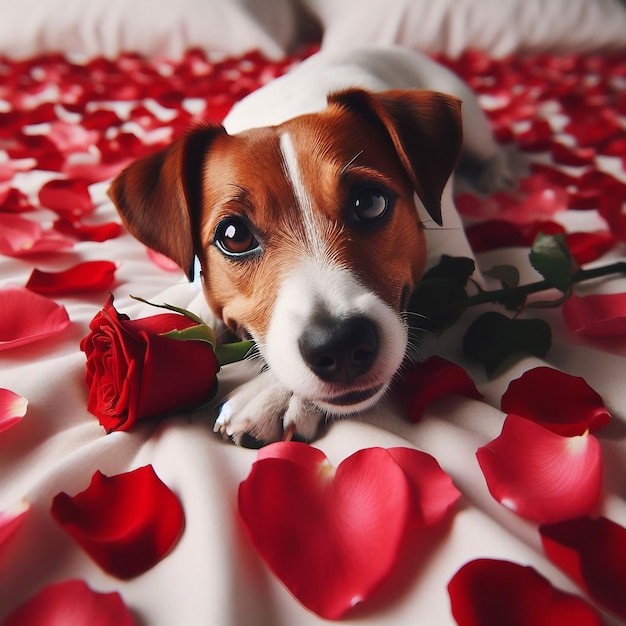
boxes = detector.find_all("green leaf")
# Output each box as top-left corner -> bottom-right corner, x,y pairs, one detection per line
161,324 -> 217,346
214,340 -> 255,366
529,233 -> 579,293
462,311 -> 552,376
131,295 -> 205,325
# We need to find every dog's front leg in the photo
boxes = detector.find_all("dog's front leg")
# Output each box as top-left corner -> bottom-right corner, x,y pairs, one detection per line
214,370 -> 324,446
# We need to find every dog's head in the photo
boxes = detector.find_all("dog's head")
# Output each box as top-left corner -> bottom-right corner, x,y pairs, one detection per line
109,89 -> 462,414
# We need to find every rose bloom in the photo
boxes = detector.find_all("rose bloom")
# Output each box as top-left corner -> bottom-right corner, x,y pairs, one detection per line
81,295 -> 218,432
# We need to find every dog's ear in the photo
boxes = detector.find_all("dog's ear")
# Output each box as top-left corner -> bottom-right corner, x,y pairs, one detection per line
108,123 -> 226,280
328,89 -> 462,226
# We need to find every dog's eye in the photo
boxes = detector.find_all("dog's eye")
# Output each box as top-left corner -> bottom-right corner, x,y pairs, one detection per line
351,187 -> 391,222
214,217 -> 260,257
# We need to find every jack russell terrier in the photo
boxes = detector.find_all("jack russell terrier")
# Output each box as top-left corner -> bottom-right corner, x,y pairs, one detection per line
109,47 -> 510,446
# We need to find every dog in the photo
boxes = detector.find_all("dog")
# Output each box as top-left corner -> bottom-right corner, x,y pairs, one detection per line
109,47 -> 510,445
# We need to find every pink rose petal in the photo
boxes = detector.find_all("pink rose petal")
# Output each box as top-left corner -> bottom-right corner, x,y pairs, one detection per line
397,356 -> 482,423
3,579 -> 135,626
26,260 -> 116,295
147,248 -> 183,272
540,516 -> 626,620
0,501 -> 30,547
0,388 -> 28,433
51,465 -> 185,579
476,415 -> 602,523
0,285 -> 71,351
240,443 -> 459,619
448,558 -> 602,626
500,367 -> 611,437
0,213 -> 74,256
563,292 -> 626,337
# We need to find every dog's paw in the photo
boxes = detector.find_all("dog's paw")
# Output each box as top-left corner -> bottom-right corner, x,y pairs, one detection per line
213,370 -> 324,446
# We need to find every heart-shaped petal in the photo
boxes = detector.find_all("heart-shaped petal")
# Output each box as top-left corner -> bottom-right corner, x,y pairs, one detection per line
540,516 -> 626,620
448,558 -> 602,626
0,388 -> 28,433
0,285 -> 71,351
3,579 -> 135,626
240,443 -> 459,619
26,260 -> 116,295
476,415 -> 602,523
51,465 -> 185,579
563,292 -> 626,338
500,367 -> 611,436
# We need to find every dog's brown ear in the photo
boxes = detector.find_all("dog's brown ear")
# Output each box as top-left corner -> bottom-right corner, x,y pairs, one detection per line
328,89 -> 463,226
108,123 -> 226,280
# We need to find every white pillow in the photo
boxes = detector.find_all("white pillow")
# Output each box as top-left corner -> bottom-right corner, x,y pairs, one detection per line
0,0 -> 301,59
300,0 -> 626,58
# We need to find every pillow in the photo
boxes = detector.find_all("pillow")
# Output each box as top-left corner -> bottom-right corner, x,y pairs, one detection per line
299,0 -> 626,58
0,0 -> 301,59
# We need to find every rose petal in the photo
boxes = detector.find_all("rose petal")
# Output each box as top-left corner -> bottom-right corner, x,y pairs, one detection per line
563,292 -> 626,337
147,248 -> 183,272
0,501 -> 30,547
0,388 -> 28,433
0,187 -> 35,213
0,285 -> 71,351
477,415 -> 602,523
501,367 -> 611,436
38,178 -> 94,218
397,356 -> 482,423
540,516 -> 626,620
564,231 -> 616,264
53,218 -> 122,242
51,465 -> 185,579
0,213 -> 74,256
465,219 -> 564,253
448,558 -> 602,626
26,261 -> 116,295
240,443 -> 458,619
3,579 -> 135,626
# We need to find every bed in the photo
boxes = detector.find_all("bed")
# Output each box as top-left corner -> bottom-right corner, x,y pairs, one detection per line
1,1 -> 626,624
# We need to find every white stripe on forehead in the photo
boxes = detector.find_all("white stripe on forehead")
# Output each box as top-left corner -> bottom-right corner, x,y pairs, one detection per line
279,131 -> 326,256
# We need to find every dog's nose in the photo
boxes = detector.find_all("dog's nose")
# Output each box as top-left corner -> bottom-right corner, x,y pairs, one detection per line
298,316 -> 379,384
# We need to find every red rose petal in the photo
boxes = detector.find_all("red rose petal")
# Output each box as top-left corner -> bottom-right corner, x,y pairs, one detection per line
38,178 -> 94,218
398,356 -> 482,423
563,292 -> 626,337
448,558 -> 602,626
501,367 -> 611,436
465,219 -> 564,253
549,141 -> 596,167
0,213 -> 74,256
540,516 -> 626,620
476,415 -> 602,523
0,187 -> 35,213
0,285 -> 71,351
240,443 -> 458,619
564,231 -> 616,265
0,388 -> 28,433
51,465 -> 185,579
0,501 -> 30,547
26,260 -> 116,295
3,579 -> 135,626
53,218 -> 122,242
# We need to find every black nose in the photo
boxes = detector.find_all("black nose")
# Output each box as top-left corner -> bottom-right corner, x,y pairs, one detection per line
298,315 -> 379,384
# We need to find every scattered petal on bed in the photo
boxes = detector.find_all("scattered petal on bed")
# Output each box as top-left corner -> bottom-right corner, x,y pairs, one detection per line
0,285 -> 71,350
563,292 -> 626,337
240,443 -> 458,619
397,356 -> 482,423
38,178 -> 94,218
549,141 -> 596,167
0,388 -> 28,433
147,248 -> 183,272
51,465 -> 185,579
465,219 -> 564,253
448,558 -> 602,626
0,213 -> 74,256
564,231 -> 616,264
26,261 -> 117,295
476,415 -> 602,523
53,218 -> 122,242
500,367 -> 611,436
540,516 -> 626,621
0,501 -> 30,547
0,187 -> 35,213
2,579 -> 135,626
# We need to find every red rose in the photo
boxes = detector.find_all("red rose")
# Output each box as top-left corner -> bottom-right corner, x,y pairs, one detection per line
80,294 -> 218,432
